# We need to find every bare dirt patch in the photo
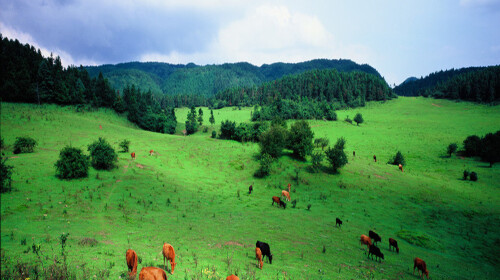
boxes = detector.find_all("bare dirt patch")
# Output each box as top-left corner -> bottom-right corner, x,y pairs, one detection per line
224,241 -> 244,247
136,164 -> 144,169
374,174 -> 386,179
432,103 -> 442,107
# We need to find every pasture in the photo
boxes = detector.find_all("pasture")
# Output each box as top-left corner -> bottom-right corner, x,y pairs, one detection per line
1,97 -> 499,279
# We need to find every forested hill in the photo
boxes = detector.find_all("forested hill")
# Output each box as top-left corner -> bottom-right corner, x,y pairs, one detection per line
85,59 -> 383,96
394,66 -> 500,99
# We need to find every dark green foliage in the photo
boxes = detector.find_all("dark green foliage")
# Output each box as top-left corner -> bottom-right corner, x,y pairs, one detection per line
259,125 -> 288,158
1,153 -> 14,193
287,120 -> 314,159
209,110 -> 215,126
389,151 -> 406,166
54,146 -> 89,179
197,108 -> 203,126
219,120 -> 237,140
13,136 -> 37,154
470,171 -> 478,181
314,137 -> 329,150
119,139 -> 130,153
185,106 -> 198,135
463,135 -> 482,157
254,153 -> 273,178
324,138 -> 348,172
480,131 -> 500,167
0,137 -> 4,149
87,138 -> 117,170
447,143 -> 458,156
344,116 -> 353,124
353,113 -> 364,125
463,170 -> 469,180
211,131 -> 217,138
311,151 -> 324,172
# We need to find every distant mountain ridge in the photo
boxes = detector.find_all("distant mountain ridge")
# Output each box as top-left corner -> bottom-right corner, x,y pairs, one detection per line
85,59 -> 383,96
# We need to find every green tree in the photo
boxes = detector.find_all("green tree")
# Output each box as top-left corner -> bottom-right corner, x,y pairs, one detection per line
197,108 -> 204,126
463,135 -> 481,157
353,113 -> 364,126
389,151 -> 406,166
185,106 -> 198,135
55,146 -> 90,179
87,138 -> 117,170
119,139 -> 130,153
255,153 -> 273,178
311,151 -> 324,172
447,143 -> 458,157
219,120 -> 236,140
13,136 -> 37,154
314,137 -> 330,150
480,131 -> 500,167
0,153 -> 14,193
209,109 -> 215,126
324,137 -> 348,172
287,120 -> 314,159
259,124 -> 288,158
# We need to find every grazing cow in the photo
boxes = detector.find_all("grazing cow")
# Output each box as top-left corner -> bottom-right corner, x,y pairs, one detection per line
162,243 -> 176,274
389,238 -> 399,253
414,257 -> 429,279
226,275 -> 239,280
131,152 -> 136,160
126,249 -> 138,279
335,218 -> 343,228
373,155 -> 377,162
272,196 -> 286,209
149,150 -> 154,156
249,184 -> 253,194
281,190 -> 291,201
368,245 -> 384,262
353,151 -> 355,157
139,267 -> 167,280
256,241 -> 273,264
369,230 -> 381,245
399,164 -> 403,172
255,247 -> 263,269
360,235 -> 372,252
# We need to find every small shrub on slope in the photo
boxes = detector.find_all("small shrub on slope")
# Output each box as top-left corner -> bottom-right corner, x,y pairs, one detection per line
389,151 -> 406,166
1,153 -> 14,192
55,146 -> 89,179
13,136 -> 37,154
87,138 -> 117,170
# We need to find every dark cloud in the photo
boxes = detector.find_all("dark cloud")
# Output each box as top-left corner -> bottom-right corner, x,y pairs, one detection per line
0,0 -> 220,63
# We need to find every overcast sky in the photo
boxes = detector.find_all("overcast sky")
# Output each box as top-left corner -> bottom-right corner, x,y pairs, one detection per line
1,0 -> 500,85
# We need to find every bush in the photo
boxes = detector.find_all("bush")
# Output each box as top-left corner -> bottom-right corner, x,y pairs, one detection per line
13,137 -> 37,154
324,137 -> 348,172
203,127 -> 208,133
87,138 -> 117,170
0,137 -> 4,149
311,151 -> 324,172
211,131 -> 217,138
55,146 -> 90,179
463,135 -> 481,157
463,170 -> 469,180
470,171 -> 478,181
259,125 -> 288,158
314,137 -> 329,150
344,116 -> 353,124
119,139 -> 130,153
389,151 -> 406,166
254,153 -> 273,178
287,120 -> 314,159
353,113 -> 364,126
219,120 -> 236,140
447,143 -> 458,157
1,153 -> 14,193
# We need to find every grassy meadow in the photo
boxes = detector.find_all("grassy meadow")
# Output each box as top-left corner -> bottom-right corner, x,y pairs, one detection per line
1,97 -> 499,279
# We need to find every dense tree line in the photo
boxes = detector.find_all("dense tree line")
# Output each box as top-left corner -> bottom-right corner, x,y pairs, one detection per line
0,35 -> 177,134
394,66 -> 500,103
462,131 -> 500,167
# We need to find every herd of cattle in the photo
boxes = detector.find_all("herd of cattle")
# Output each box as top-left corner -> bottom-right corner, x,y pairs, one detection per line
124,151 -> 422,279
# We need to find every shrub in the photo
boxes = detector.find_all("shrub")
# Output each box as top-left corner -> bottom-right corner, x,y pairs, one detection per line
324,137 -> 348,172
463,135 -> 481,157
314,137 -> 329,150
479,131 -> 500,167
463,170 -> 469,180
344,116 -> 353,124
287,120 -> 314,159
389,151 -> 406,166
87,138 -> 117,170
0,153 -> 14,193
0,137 -> 4,149
211,131 -> 217,138
259,125 -> 288,158
219,120 -> 237,140
203,127 -> 208,133
119,139 -> 130,153
311,151 -> 324,172
353,113 -> 364,126
447,143 -> 458,157
13,136 -> 37,154
470,171 -> 478,181
254,153 -> 273,178
55,146 -> 89,179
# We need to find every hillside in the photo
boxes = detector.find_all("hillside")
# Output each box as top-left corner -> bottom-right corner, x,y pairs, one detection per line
85,59 -> 383,96
1,98 -> 500,279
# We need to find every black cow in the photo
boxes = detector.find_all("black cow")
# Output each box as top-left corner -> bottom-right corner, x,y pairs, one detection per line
369,230 -> 381,245
368,245 -> 384,262
336,218 -> 343,228
249,185 -> 253,194
256,241 -> 273,264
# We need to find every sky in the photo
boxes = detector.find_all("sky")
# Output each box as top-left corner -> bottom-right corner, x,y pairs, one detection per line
1,0 -> 500,85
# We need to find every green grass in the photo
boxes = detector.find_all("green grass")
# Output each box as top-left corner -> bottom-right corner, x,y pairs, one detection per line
1,97 -> 499,279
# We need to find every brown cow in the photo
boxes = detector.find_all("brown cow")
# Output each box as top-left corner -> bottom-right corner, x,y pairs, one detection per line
360,234 -> 372,252
131,152 -> 136,160
255,247 -> 263,269
389,238 -> 399,253
272,196 -> 286,209
226,275 -> 239,280
281,190 -> 291,201
399,164 -> 403,172
139,267 -> 167,280
413,257 -> 429,279
162,243 -> 176,274
149,150 -> 154,156
126,249 -> 138,279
